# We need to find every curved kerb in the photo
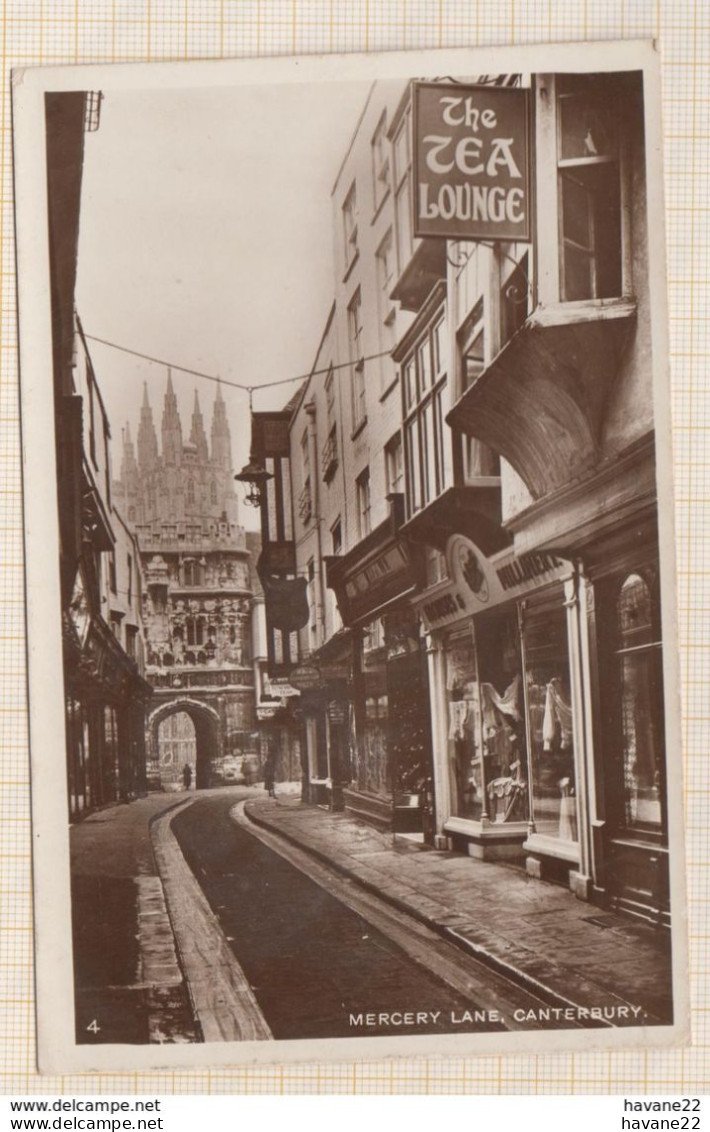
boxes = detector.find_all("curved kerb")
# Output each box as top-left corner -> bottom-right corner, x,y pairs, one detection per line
151,799 -> 273,1043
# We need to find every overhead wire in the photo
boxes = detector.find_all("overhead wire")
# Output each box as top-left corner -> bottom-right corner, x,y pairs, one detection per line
84,332 -> 391,397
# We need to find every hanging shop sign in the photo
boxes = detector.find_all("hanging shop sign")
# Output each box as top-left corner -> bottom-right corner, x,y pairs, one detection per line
412,82 -> 531,242
327,701 -> 348,725
414,535 -> 571,632
288,664 -> 322,692
257,704 -> 282,721
265,677 -> 301,698
259,570 -> 309,633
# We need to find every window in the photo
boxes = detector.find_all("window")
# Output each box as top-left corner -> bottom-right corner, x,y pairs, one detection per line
557,76 -> 621,301
88,370 -> 97,468
330,519 -> 343,631
445,634 -> 483,820
376,231 -> 397,388
613,571 -> 665,832
371,112 -> 390,212
325,368 -> 336,434
385,433 -> 404,496
300,428 -> 310,479
425,546 -> 447,587
348,291 -> 366,429
322,367 -> 339,482
402,313 -> 449,517
125,624 -> 137,660
342,181 -> 358,272
210,481 -> 217,505
127,554 -> 133,606
521,590 -> 578,843
458,305 -> 500,481
392,110 -> 413,269
183,559 -> 202,586
356,468 -> 371,539
108,549 -> 117,594
186,616 -> 205,647
299,429 -> 312,522
307,558 -> 317,640
187,479 -> 195,506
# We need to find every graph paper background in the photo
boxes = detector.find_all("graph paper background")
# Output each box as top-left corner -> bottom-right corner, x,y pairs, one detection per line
1,0 -> 707,1096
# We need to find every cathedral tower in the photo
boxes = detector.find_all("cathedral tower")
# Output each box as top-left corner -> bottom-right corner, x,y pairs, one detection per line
116,375 -> 257,793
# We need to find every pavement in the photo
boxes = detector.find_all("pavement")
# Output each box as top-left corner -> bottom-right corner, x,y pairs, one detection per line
69,787 -> 674,1045
245,795 -> 674,1026
70,792 -> 203,1046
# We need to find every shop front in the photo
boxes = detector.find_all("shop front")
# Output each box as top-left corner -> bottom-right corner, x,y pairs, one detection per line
415,533 -> 588,887
326,499 -> 434,836
64,602 -> 151,821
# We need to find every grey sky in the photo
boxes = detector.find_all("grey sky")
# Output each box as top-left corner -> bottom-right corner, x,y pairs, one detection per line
74,80 -> 368,528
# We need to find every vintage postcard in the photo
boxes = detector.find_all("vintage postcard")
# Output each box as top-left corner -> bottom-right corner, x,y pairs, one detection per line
12,39 -> 688,1072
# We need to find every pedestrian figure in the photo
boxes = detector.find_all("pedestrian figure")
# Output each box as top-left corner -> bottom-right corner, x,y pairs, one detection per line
263,749 -> 277,798
182,763 -> 192,791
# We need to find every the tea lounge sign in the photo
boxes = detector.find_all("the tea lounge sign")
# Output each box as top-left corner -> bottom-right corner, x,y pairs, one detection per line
412,82 -> 531,242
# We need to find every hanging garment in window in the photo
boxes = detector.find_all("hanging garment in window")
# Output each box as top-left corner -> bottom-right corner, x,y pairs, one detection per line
448,699 -> 469,741
542,677 -> 573,750
480,674 -> 522,729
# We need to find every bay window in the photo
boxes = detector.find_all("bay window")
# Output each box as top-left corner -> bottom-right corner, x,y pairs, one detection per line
403,312 -> 449,518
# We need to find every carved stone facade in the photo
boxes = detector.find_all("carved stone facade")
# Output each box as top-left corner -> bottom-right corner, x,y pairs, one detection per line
114,375 -> 259,790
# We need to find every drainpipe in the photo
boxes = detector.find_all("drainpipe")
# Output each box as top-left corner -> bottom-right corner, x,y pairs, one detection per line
304,402 -> 326,644
304,401 -> 331,802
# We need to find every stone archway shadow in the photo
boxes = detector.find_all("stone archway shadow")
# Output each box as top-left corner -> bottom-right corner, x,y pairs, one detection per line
148,698 -> 221,790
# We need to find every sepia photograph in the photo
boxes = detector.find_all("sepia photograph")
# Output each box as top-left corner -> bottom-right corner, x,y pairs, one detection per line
11,40 -> 688,1072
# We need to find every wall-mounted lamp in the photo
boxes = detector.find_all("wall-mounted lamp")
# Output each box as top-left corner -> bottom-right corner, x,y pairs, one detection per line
234,459 -> 273,508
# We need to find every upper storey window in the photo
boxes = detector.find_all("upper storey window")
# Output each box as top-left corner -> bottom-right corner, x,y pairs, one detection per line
342,182 -> 359,273
392,109 -> 413,269
557,75 -> 622,302
402,312 -> 449,517
371,113 -> 390,213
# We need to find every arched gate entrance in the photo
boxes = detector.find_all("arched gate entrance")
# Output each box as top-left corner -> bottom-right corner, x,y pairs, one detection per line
148,698 -> 221,791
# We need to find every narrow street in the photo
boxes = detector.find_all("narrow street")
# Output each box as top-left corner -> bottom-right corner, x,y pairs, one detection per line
170,793 -> 582,1041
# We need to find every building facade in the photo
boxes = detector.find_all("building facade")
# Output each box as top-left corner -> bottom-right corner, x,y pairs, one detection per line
47,91 -> 152,821
250,69 -> 674,924
114,379 -> 259,790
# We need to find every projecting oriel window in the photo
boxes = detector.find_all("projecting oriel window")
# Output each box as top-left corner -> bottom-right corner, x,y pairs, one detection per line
401,311 -> 449,518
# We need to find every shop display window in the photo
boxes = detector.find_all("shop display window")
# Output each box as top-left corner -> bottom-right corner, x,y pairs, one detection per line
615,571 -> 665,832
475,611 -> 528,824
522,589 -> 578,843
445,633 -> 482,820
357,618 -> 389,797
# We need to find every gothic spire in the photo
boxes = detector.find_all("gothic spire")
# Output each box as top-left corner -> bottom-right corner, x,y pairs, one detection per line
137,382 -> 159,474
210,380 -> 232,472
190,388 -> 209,463
161,368 -> 183,465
